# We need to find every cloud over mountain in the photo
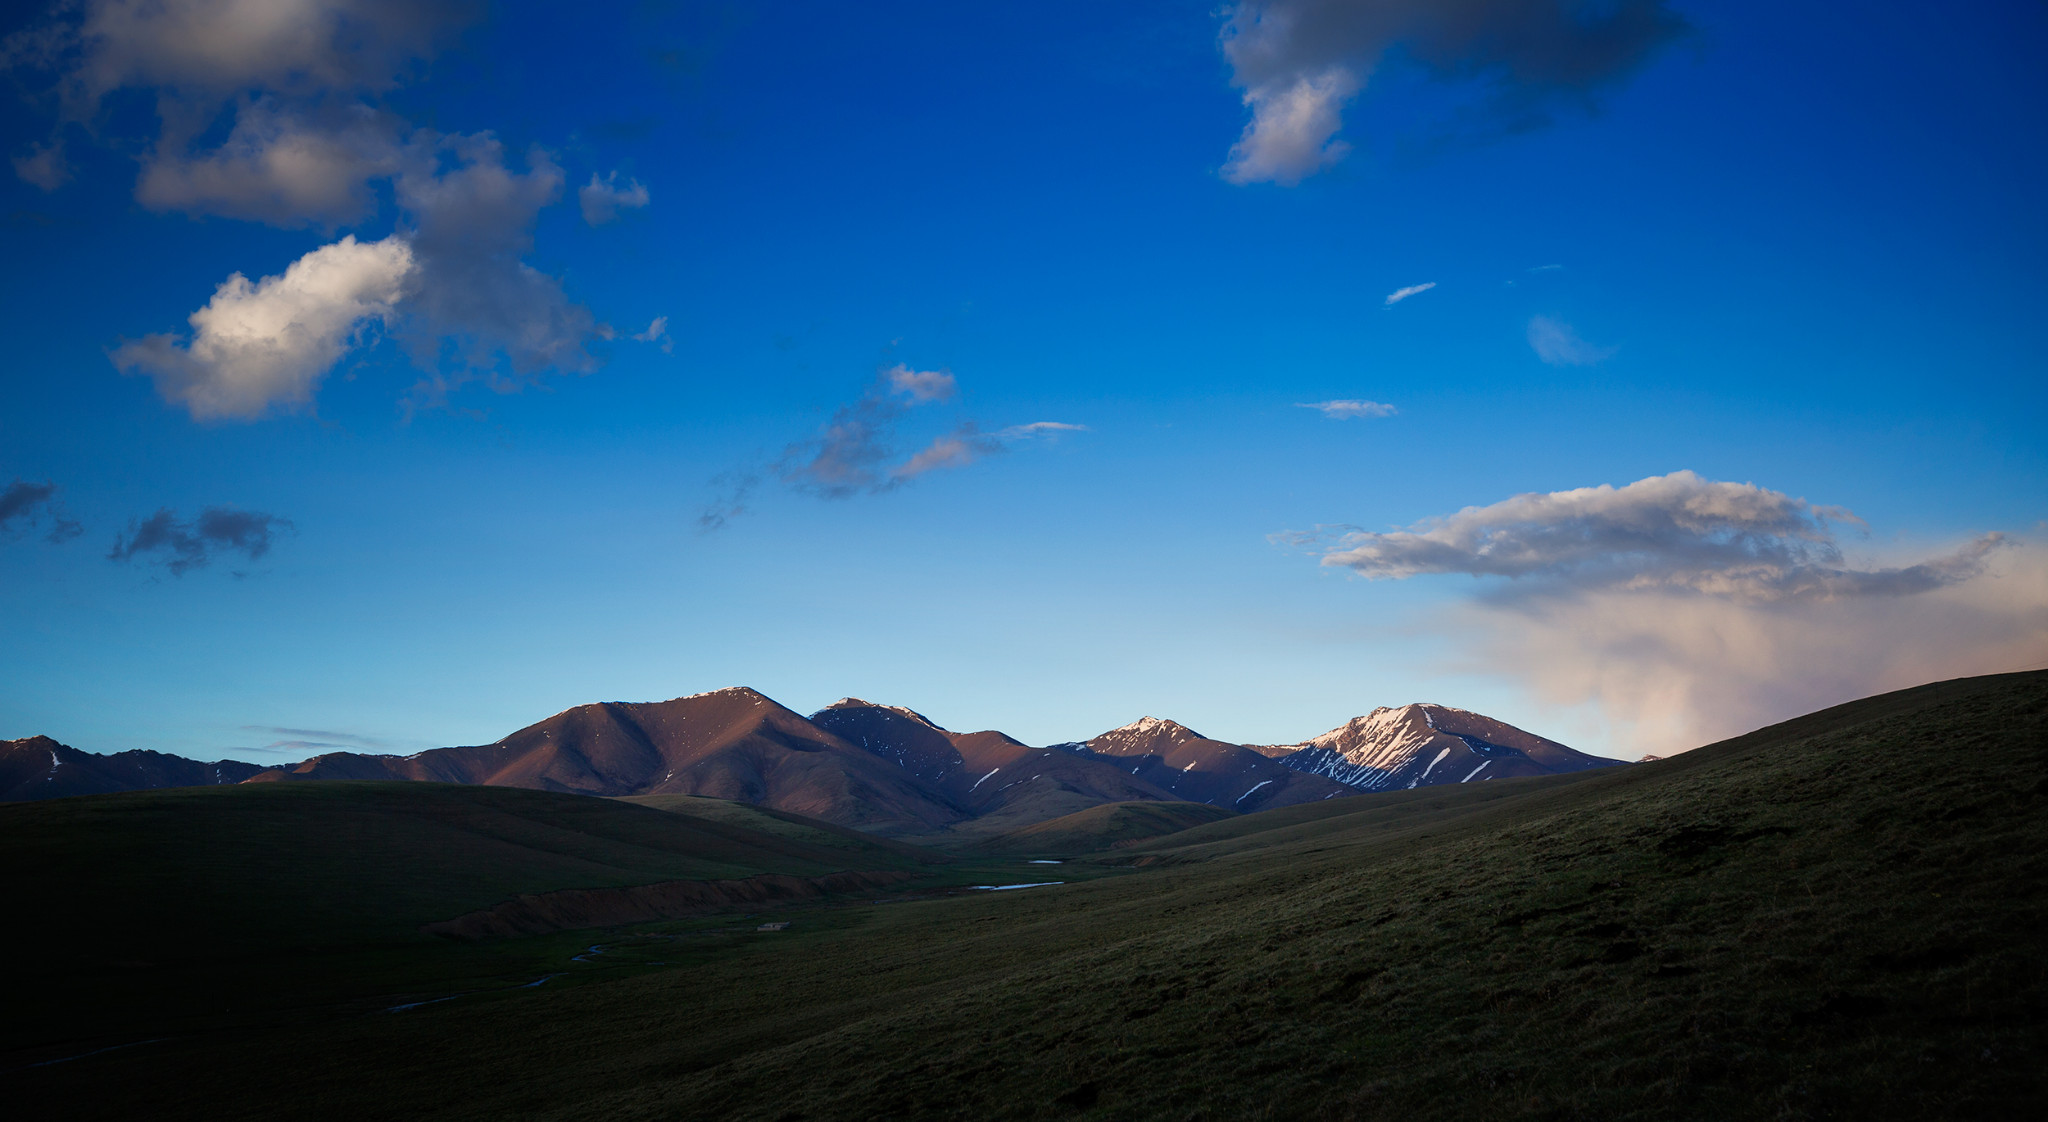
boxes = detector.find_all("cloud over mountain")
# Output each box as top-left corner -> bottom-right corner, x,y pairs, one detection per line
1288,470 -> 2046,755
1218,0 -> 1688,185
1299,470 -> 2001,601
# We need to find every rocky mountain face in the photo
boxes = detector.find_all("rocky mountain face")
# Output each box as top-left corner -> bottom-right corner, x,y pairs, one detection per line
0,736 -> 263,801
4,693 -> 1623,829
1264,703 -> 1625,792
808,699 -> 1182,835
243,688 -> 966,835
1069,717 -> 1356,811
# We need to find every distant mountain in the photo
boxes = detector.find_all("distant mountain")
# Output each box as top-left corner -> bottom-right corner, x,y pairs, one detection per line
2,692 -> 1620,831
0,736 -> 263,802
1264,703 -> 1625,792
1074,717 -> 1357,811
245,688 -> 965,835
809,699 -> 1185,836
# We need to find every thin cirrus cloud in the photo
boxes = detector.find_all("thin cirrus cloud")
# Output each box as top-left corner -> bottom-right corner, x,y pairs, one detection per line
1383,282 -> 1435,307
241,725 -> 393,752
7,1 -> 626,419
1526,315 -> 1616,366
1278,470 -> 2044,756
108,506 -> 293,575
1217,0 -> 1689,186
0,479 -> 84,543
701,368 -> 1084,524
1298,399 -> 1396,419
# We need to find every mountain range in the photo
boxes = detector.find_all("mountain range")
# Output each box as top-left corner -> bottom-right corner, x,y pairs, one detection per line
1,690 -> 1626,831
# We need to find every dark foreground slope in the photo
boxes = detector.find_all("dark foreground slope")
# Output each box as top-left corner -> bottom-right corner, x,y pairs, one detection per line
0,782 -> 941,1058
17,671 -> 2048,1120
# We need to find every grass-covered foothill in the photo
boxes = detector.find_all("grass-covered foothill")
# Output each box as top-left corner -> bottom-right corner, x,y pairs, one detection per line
972,799 -> 1239,855
12,670 -> 2048,1119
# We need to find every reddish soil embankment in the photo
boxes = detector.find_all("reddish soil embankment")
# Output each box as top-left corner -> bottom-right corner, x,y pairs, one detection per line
423,870 -> 918,940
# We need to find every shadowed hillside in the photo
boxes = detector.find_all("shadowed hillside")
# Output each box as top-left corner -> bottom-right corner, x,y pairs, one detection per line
18,671 -> 2043,1119
971,800 -> 1237,855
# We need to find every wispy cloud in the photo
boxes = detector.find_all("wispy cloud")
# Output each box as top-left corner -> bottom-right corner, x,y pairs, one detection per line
579,170 -> 649,226
1218,0 -> 1689,185
891,425 -> 1003,482
633,315 -> 672,354
998,421 -> 1088,439
1383,282 -> 1435,307
1527,315 -> 1616,366
1297,399 -> 1396,420
109,506 -> 292,575
0,479 -> 83,543
241,725 -> 394,753
706,368 -> 1085,524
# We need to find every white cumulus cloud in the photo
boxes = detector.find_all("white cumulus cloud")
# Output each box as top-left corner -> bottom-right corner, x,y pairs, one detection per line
1216,0 -> 1688,186
112,233 -> 414,420
133,99 -> 402,226
1283,470 -> 2045,756
1221,64 -> 1363,186
1300,470 -> 2001,601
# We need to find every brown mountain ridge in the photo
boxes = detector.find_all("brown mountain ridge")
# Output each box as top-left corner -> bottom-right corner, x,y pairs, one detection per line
5,690 -> 1627,834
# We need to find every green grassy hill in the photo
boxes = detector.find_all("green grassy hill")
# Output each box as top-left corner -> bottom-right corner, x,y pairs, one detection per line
15,671 -> 2047,1119
972,799 -> 1238,855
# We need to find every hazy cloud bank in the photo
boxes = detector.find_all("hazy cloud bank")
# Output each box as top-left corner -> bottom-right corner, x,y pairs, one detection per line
1286,471 -> 2046,755
1218,0 -> 1688,185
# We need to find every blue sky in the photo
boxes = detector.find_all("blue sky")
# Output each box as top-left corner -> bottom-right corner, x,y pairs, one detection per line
2,0 -> 2043,763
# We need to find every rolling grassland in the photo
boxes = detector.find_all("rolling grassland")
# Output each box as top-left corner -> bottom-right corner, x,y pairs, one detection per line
13,671 -> 2045,1119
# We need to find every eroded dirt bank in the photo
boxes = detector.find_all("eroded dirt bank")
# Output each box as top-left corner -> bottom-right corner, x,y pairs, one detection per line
423,870 -> 918,940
